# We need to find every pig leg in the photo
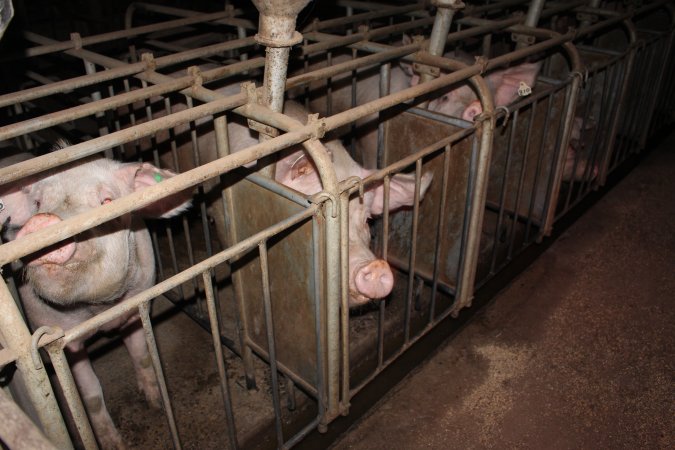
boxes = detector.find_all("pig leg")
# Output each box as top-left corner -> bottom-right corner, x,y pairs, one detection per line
67,343 -> 125,450
121,314 -> 162,409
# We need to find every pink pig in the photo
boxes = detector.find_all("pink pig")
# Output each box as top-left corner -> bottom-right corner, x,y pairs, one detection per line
226,101 -> 433,306
9,147 -> 191,450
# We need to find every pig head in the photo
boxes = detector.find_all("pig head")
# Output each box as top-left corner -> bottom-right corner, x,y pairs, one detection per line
426,61 -> 542,122
10,149 -> 190,450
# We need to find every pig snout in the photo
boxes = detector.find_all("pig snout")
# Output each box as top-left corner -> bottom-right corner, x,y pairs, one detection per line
16,213 -> 76,265
354,259 -> 394,300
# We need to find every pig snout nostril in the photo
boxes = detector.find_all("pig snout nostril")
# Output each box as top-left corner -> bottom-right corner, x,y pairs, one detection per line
355,260 -> 394,300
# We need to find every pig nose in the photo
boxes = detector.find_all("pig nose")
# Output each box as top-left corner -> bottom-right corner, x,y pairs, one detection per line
16,213 -> 76,266
355,260 -> 394,299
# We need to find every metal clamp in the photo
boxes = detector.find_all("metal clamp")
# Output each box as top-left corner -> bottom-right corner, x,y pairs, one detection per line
188,66 -> 203,88
69,32 -> 82,50
31,326 -> 64,370
141,52 -> 157,72
307,113 -> 326,140
510,32 -> 535,46
254,30 -> 303,48
412,61 -> 440,78
474,55 -> 489,74
310,191 -> 339,218
241,82 -> 280,138
342,175 -> 366,201
496,106 -> 511,127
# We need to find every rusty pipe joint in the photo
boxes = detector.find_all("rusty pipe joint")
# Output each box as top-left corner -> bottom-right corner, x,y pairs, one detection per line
250,0 -> 308,48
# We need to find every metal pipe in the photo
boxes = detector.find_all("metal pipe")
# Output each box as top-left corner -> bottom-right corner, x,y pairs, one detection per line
419,0 -> 465,87
0,387 -> 58,450
0,282 -> 72,449
250,0 -> 311,178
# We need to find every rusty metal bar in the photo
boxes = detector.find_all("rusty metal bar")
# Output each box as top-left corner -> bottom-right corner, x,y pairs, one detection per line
429,144 -> 452,321
257,241 -> 284,446
201,270 -> 239,450
7,9 -> 253,60
0,387 -> 58,450
127,2 -> 255,31
0,282 -> 72,449
137,302 -> 182,450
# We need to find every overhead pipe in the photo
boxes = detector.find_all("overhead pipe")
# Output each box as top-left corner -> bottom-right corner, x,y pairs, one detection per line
515,0 -> 546,49
250,0 -> 311,178
418,0 -> 466,106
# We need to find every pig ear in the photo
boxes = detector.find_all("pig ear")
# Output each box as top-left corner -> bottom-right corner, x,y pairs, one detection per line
117,162 -> 192,218
370,171 -> 433,216
275,151 -> 328,195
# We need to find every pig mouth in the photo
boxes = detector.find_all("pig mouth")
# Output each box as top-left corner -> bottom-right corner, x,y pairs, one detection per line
348,289 -> 375,306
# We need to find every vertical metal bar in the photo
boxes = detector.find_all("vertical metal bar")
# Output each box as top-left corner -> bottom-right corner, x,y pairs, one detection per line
257,241 -> 284,446
339,191 -> 351,415
45,342 -> 98,450
429,144 -> 451,321
508,104 -> 535,259
311,215 -> 327,430
454,117 -> 494,313
489,111 -> 517,274
640,30 -> 673,148
201,271 -> 238,450
403,160 -> 423,343
377,63 -> 391,169
212,115 -> 257,389
0,282 -> 72,450
377,176 -> 390,369
137,302 -> 182,450
81,57 -> 114,159
0,387 -> 58,450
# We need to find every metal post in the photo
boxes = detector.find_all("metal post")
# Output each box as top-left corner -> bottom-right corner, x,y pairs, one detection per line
0,281 -> 72,449
419,0 -> 465,87
515,0 -> 546,49
249,0 -> 311,178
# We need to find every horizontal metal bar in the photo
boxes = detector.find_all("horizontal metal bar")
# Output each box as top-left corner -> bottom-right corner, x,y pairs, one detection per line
9,10 -> 254,60
29,205 -> 319,349
301,4 -> 425,33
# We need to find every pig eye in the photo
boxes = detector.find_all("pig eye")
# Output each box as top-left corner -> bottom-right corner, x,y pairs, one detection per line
34,200 -> 40,210
101,198 -> 112,205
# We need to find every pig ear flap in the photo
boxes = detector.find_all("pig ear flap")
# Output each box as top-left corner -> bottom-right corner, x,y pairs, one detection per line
370,171 -> 433,216
118,162 -> 192,218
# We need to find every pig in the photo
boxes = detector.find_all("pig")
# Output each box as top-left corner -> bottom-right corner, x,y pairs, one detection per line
426,61 -> 542,122
8,143 -> 191,450
0,149 -> 41,233
117,69 -> 432,306
226,101 -> 433,306
290,39 -> 541,166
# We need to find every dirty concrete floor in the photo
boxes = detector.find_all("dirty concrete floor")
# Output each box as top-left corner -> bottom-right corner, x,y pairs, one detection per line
331,134 -> 675,450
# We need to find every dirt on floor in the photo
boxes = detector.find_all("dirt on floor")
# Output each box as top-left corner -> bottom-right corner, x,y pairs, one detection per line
331,134 -> 675,450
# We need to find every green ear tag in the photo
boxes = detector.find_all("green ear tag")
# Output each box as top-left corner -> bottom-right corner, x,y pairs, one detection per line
153,172 -> 163,182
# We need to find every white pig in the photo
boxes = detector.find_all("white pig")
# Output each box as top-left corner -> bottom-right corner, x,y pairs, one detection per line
9,145 -> 191,450
226,101 -> 433,306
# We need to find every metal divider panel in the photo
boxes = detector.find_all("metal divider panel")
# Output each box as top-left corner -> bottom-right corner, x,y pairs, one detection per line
228,176 -> 322,389
383,111 -> 472,291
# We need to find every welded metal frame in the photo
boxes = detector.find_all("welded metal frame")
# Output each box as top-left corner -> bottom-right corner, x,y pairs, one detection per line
0,1 -> 673,449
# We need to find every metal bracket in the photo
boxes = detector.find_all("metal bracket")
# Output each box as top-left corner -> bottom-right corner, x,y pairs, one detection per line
141,52 -> 157,72
187,66 -> 203,88
310,191 -> 339,218
69,32 -> 82,50
307,113 -> 326,140
510,32 -> 535,46
412,61 -> 440,78
31,326 -> 64,370
342,176 -> 365,201
255,30 -> 303,48
241,82 -> 280,138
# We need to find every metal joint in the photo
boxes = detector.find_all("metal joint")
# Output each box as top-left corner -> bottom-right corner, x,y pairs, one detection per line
432,0 -> 465,10
307,113 -> 326,139
342,176 -> 365,200
31,326 -> 64,370
254,30 -> 303,48
69,32 -> 82,50
141,52 -> 156,72
474,55 -> 489,74
310,191 -> 338,218
496,106 -> 511,127
510,32 -> 535,46
241,82 -> 280,138
357,24 -> 370,38
224,4 -> 235,16
188,66 -> 203,88
412,61 -> 440,78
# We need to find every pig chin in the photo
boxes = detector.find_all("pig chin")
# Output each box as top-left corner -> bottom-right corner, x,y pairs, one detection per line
26,238 -> 130,306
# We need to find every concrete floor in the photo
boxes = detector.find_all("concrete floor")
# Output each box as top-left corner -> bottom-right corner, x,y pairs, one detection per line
331,133 -> 675,450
